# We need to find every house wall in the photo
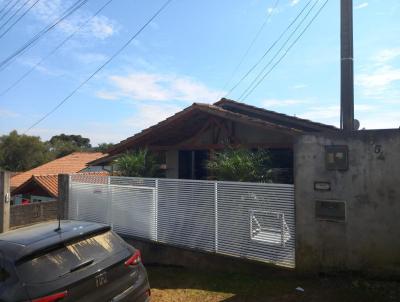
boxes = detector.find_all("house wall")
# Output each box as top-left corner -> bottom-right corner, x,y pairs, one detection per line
10,200 -> 58,228
295,130 -> 400,276
166,150 -> 179,178
234,123 -> 293,146
163,121 -> 295,179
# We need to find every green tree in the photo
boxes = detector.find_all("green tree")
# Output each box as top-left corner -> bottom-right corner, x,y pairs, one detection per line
207,148 -> 272,182
48,134 -> 92,158
94,142 -> 114,153
0,130 -> 53,171
113,149 -> 162,177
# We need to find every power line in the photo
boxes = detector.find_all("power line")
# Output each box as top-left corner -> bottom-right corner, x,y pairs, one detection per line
225,0 -> 313,98
241,0 -> 330,101
238,0 -> 319,100
0,0 -> 32,32
221,0 -> 280,93
0,0 -> 41,40
0,0 -> 114,98
0,0 -> 22,23
0,1 -> 14,17
0,0 -> 88,72
24,0 -> 174,133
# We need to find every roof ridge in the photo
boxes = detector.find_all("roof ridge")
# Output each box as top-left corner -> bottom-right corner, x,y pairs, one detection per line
214,98 -> 338,130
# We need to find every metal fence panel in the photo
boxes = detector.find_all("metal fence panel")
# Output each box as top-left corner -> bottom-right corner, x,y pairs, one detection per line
157,179 -> 216,252
68,175 -> 295,268
110,176 -> 156,188
69,182 -> 109,224
217,182 -> 295,268
110,184 -> 156,240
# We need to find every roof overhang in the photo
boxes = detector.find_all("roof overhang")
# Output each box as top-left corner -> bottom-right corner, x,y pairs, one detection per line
101,103 -> 302,158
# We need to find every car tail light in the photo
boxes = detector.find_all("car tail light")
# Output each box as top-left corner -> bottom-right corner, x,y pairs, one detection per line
124,249 -> 141,266
31,291 -> 68,302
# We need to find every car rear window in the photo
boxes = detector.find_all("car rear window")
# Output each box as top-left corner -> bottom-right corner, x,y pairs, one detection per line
17,231 -> 126,284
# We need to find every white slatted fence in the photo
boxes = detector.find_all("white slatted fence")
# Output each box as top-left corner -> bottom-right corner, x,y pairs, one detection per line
68,175 -> 295,268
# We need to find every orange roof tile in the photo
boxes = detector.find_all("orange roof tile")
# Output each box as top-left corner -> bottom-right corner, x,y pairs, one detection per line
12,171 -> 109,197
10,152 -> 105,190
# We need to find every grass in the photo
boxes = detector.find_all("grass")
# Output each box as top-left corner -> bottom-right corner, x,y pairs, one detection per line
147,265 -> 400,302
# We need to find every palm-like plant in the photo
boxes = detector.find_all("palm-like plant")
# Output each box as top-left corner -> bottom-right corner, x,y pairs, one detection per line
113,149 -> 161,177
207,148 -> 272,182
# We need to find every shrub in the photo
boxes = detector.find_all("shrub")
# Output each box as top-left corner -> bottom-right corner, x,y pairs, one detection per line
207,148 -> 272,182
113,149 -> 162,177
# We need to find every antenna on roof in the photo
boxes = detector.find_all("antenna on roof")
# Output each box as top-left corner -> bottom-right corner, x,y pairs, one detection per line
54,212 -> 62,232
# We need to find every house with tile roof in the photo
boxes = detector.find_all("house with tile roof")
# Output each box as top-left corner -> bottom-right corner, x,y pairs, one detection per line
11,152 -> 107,205
90,98 -> 338,183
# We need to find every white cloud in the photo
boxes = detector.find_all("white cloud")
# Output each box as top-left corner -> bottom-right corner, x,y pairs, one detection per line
291,84 -> 307,89
0,109 -> 19,118
262,98 -> 310,107
300,105 -> 340,120
356,48 -> 400,101
123,103 -> 183,133
299,104 -> 376,123
97,72 -> 224,103
373,48 -> 400,64
355,2 -> 368,10
357,65 -> 400,98
359,112 -> 400,129
290,0 -> 300,7
32,0 -> 118,39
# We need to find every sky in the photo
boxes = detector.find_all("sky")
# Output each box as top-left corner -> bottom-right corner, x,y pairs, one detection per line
0,0 -> 399,145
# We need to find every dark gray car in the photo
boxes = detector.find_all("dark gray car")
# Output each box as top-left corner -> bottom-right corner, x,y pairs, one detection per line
0,220 -> 150,302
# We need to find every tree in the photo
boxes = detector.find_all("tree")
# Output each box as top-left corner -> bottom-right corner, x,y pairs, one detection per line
48,134 -> 92,158
94,143 -> 114,153
113,149 -> 162,177
207,148 -> 272,182
0,131 -> 53,171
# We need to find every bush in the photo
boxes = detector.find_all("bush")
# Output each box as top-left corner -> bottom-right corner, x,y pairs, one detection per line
113,149 -> 162,177
207,148 -> 272,182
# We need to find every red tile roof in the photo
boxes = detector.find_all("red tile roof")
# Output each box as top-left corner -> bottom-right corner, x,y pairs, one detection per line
12,172 -> 109,198
10,152 -> 105,190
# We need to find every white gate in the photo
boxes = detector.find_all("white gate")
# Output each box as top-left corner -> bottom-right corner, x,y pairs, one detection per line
69,175 -> 295,268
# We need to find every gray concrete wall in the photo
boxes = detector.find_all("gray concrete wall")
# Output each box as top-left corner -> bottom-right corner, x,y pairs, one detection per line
295,129 -> 400,276
10,201 -> 58,228
122,236 -> 291,276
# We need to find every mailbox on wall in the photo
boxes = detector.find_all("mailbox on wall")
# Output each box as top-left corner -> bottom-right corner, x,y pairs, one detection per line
325,145 -> 349,171
315,200 -> 346,222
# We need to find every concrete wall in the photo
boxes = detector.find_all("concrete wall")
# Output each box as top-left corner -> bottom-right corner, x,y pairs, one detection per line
295,129 -> 400,276
122,236 -> 290,276
10,201 -> 58,228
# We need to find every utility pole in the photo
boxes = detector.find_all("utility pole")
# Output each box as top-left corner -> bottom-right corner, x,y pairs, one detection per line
0,171 -> 10,233
340,0 -> 354,131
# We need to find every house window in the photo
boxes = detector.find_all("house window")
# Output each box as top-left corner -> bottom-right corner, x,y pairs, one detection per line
250,210 -> 291,247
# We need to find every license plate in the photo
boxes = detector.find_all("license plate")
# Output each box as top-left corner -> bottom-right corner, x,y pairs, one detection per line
95,272 -> 108,288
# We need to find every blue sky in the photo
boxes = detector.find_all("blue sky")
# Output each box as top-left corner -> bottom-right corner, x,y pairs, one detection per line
0,0 -> 399,145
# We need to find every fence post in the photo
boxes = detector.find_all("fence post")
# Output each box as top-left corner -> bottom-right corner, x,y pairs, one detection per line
214,181 -> 218,253
154,179 -> 158,242
0,171 -> 10,233
58,174 -> 70,219
107,176 -> 113,228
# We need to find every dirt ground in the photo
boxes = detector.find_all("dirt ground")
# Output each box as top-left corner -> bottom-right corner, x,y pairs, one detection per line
147,266 -> 400,302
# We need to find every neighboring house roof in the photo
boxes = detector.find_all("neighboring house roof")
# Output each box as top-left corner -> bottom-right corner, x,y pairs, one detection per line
89,98 -> 337,165
11,152 -> 105,190
12,172 -> 109,198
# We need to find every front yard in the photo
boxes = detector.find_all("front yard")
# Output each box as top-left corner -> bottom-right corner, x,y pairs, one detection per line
147,266 -> 400,302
